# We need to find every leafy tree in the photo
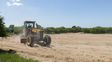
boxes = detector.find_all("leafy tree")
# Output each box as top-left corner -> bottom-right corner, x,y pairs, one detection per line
0,16 -> 7,37
72,26 -> 77,28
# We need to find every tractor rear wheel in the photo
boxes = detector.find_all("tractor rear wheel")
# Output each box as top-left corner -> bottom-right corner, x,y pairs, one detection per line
43,35 -> 51,47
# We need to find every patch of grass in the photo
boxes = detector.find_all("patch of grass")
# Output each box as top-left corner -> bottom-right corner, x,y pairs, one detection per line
0,53 -> 38,62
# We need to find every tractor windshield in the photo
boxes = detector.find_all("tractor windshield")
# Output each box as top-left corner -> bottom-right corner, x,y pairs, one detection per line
24,21 -> 43,29
27,23 -> 33,28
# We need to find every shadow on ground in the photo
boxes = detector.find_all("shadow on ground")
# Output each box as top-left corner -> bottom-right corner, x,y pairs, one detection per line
0,49 -> 16,54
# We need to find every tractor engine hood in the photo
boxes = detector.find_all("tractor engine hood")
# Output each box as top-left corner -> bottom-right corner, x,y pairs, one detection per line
32,28 -> 44,33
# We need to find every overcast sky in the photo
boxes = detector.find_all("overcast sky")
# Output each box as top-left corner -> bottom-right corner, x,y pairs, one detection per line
0,0 -> 112,27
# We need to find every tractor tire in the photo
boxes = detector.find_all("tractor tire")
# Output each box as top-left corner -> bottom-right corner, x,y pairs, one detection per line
43,35 -> 51,47
27,37 -> 34,47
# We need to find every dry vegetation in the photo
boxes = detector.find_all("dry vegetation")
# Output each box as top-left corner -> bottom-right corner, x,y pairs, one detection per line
1,33 -> 112,62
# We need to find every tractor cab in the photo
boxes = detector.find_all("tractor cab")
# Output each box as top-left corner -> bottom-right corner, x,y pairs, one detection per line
24,21 -> 42,29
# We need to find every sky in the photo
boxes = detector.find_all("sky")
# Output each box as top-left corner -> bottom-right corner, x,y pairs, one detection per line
0,0 -> 112,28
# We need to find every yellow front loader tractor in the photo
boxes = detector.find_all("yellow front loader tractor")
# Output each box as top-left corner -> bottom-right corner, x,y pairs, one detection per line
20,21 -> 51,47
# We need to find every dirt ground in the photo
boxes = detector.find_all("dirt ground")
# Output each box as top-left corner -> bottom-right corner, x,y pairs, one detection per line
1,33 -> 112,62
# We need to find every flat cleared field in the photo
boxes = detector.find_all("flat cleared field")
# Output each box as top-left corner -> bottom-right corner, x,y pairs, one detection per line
1,33 -> 112,62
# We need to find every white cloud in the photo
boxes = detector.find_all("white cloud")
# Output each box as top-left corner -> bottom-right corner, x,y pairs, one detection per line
9,0 -> 21,2
7,2 -> 12,6
13,2 -> 23,6
7,0 -> 23,6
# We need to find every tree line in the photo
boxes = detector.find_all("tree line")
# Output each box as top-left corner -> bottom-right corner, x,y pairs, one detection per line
44,26 -> 112,34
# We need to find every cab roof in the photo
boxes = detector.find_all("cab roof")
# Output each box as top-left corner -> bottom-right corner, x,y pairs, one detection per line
24,21 -> 36,23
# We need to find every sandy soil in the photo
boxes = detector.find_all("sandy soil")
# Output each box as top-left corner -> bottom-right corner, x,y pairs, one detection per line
1,33 -> 112,62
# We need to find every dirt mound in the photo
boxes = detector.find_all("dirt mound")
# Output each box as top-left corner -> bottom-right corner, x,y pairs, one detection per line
1,33 -> 112,62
